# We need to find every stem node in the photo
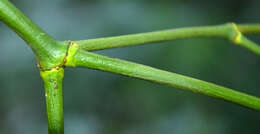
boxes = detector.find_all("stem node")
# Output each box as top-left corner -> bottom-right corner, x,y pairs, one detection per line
230,23 -> 243,44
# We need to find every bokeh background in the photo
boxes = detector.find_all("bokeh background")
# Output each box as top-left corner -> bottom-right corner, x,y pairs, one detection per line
0,0 -> 260,133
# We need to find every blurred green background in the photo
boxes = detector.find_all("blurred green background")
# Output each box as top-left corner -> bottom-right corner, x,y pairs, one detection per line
0,0 -> 260,134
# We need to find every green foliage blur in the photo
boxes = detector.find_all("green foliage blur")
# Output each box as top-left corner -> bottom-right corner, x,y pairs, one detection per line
0,0 -> 260,133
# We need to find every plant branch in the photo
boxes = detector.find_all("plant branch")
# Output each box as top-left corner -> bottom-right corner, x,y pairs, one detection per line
2,0 -> 260,133
40,68 -> 65,134
65,43 -> 260,111
238,24 -> 260,34
0,0 -> 67,69
73,23 -> 260,56
236,35 -> 260,55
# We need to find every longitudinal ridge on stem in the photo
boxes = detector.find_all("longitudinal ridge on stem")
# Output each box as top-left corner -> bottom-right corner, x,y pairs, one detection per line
64,42 -> 260,111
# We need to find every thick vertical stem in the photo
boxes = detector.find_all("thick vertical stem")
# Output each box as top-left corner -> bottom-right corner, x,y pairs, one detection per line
40,68 -> 64,134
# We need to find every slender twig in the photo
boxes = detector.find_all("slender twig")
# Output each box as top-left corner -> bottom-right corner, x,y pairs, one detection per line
236,35 -> 260,55
65,43 -> 260,111
238,24 -> 260,34
73,23 -> 260,56
40,68 -> 65,134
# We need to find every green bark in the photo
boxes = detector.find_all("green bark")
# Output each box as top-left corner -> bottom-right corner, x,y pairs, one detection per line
40,68 -> 65,134
1,0 -> 260,133
0,0 -> 67,69
65,44 -> 260,111
74,23 -> 260,56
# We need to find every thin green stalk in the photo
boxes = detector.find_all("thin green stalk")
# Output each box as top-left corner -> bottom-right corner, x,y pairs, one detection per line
65,43 -> 260,111
0,0 -> 67,69
238,24 -> 260,34
74,23 -> 260,56
236,35 -> 260,55
40,68 -> 65,134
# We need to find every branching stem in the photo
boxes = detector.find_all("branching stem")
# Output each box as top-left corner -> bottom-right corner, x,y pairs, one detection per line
1,0 -> 260,133
0,0 -> 67,69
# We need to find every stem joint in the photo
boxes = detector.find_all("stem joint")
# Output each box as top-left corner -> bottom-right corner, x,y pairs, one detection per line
230,23 -> 243,45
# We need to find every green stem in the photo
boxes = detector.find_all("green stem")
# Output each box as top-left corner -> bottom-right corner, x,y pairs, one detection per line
238,24 -> 260,34
0,0 -> 67,69
74,23 -> 260,56
65,44 -> 260,111
40,68 -> 64,134
236,36 -> 260,55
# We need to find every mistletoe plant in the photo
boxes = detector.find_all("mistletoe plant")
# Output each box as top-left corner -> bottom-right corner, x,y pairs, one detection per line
0,0 -> 260,134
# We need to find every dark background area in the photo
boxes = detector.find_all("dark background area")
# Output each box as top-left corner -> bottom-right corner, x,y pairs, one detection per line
0,0 -> 260,133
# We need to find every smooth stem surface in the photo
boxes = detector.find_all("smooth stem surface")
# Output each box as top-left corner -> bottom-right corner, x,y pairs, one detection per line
74,23 -> 260,56
75,24 -> 233,51
238,24 -> 260,34
40,68 -> 64,134
236,35 -> 260,55
0,0 -> 67,69
65,44 -> 260,111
